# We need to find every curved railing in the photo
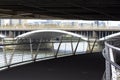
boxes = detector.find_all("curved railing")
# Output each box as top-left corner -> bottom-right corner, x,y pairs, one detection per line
0,38 -> 88,71
102,42 -> 120,80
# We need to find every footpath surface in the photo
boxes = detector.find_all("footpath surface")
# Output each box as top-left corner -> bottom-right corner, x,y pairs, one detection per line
0,53 -> 105,80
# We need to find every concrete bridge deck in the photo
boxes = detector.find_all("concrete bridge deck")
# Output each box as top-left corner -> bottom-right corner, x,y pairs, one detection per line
0,52 -> 105,80
0,26 -> 120,31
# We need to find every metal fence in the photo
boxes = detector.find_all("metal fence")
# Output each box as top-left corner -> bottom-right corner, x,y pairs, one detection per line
0,37 -> 88,70
102,42 -> 120,80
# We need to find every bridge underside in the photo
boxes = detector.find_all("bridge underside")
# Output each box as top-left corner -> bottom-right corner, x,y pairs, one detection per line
0,0 -> 120,20
0,53 -> 105,80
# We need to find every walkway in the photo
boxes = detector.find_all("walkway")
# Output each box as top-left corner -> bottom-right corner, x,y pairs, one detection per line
0,52 -> 105,80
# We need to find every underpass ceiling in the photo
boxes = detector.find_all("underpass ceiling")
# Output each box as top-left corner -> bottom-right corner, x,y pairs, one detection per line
0,0 -> 120,20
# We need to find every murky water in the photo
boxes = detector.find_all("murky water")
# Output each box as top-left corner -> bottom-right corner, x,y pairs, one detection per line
0,42 -> 88,67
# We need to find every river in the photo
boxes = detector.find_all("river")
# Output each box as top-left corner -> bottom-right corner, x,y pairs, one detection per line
0,42 -> 88,67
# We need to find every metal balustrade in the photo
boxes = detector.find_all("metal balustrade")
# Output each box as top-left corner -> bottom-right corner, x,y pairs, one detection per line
0,37 -> 88,70
102,42 -> 120,80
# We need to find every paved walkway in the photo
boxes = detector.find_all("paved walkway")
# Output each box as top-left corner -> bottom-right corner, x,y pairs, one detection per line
0,53 -> 105,80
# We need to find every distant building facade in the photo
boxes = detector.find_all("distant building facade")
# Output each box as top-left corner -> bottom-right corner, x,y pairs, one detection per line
0,19 -> 4,26
0,19 -> 27,26
9,19 -> 25,26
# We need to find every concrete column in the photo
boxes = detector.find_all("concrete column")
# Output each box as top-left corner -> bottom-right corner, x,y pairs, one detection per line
92,31 -> 97,38
8,31 -> 14,38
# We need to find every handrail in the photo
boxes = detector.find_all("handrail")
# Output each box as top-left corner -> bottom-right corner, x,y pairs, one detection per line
105,42 -> 120,52
0,37 -> 82,70
0,53 -> 74,71
0,40 -> 80,46
102,41 -> 120,80
0,55 -> 55,70
102,49 -> 120,70
0,37 -> 86,71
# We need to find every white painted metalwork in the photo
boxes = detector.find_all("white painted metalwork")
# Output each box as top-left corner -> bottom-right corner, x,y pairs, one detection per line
99,32 -> 120,41
8,38 -> 18,66
73,38 -> 80,55
100,32 -> 120,79
109,48 -> 117,80
0,34 -> 6,38
0,30 -> 90,71
71,37 -> 74,53
2,39 -> 7,66
34,40 -> 42,61
55,37 -> 62,58
15,30 -> 88,41
29,38 -> 33,59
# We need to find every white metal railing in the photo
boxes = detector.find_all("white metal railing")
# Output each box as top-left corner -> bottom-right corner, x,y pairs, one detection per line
0,37 -> 88,70
102,42 -> 120,80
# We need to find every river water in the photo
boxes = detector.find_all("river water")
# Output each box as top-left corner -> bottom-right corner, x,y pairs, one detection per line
0,42 -> 88,67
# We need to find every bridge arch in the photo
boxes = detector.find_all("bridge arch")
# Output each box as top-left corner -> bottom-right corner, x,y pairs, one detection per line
14,30 -> 89,50
15,30 -> 88,41
0,34 -> 6,39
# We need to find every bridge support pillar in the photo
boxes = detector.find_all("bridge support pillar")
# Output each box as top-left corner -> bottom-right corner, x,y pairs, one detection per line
92,31 -> 97,38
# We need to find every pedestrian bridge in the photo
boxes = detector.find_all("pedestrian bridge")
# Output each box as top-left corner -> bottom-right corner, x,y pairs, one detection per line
0,30 -> 91,69
0,30 -> 120,80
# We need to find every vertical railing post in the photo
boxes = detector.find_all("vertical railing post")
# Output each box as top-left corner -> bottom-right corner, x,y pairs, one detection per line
64,42 -> 66,54
29,38 -> 33,59
71,37 -> 74,53
22,50 -> 24,62
105,45 -> 111,80
88,36 -> 91,52
109,47 -> 117,80
52,39 -> 55,56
